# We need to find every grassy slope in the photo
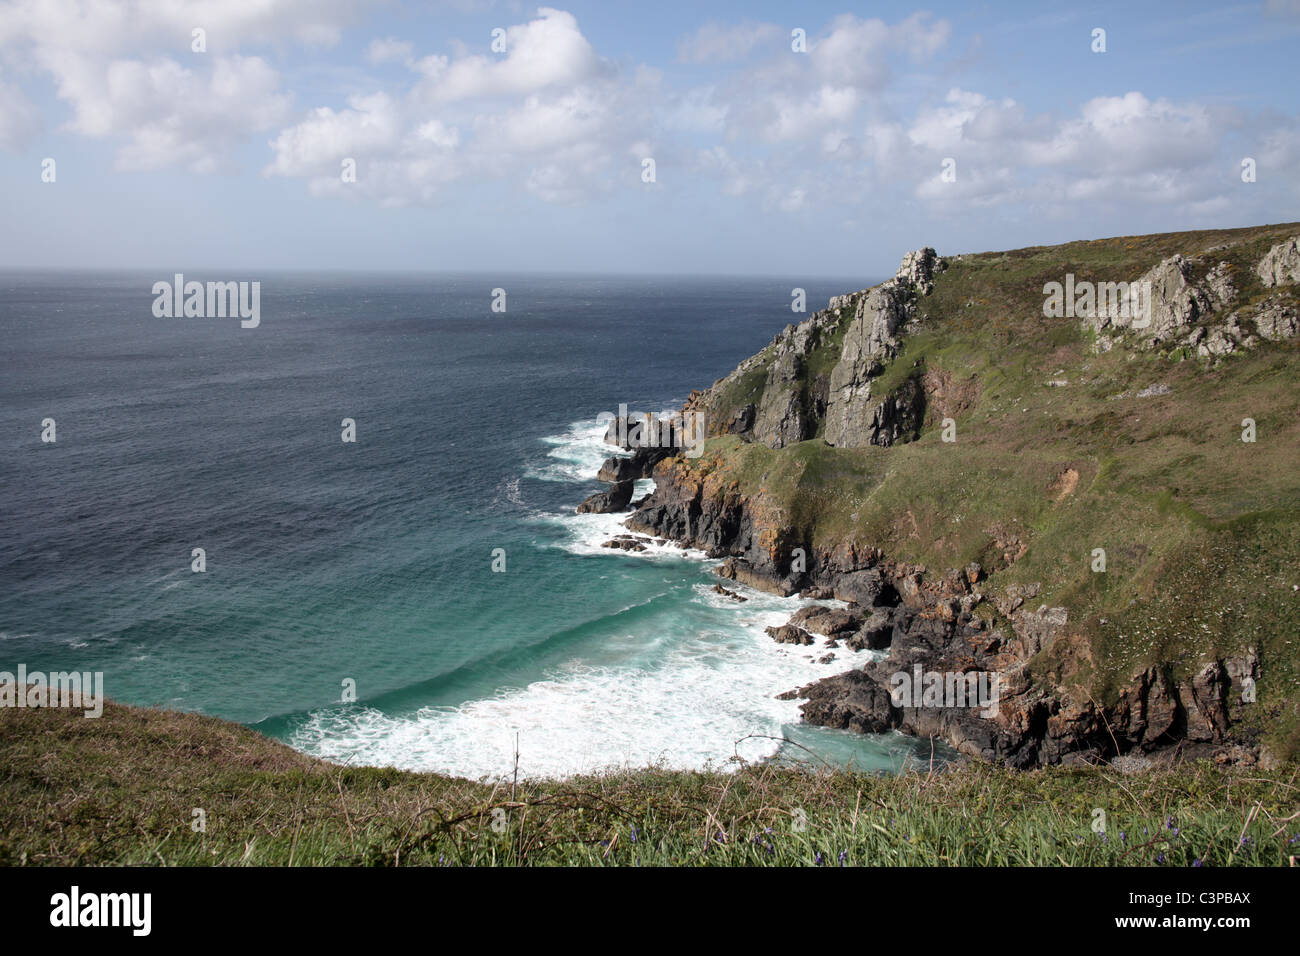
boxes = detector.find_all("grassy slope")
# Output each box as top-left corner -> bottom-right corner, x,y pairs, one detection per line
1,701 -> 1297,866
689,223 -> 1300,757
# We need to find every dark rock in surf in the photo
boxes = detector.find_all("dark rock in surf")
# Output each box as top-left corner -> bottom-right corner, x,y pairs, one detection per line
576,480 -> 634,514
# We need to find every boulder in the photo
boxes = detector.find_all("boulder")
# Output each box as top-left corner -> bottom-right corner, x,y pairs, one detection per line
602,535 -> 647,552
845,608 -> 896,651
711,583 -> 748,602
832,569 -> 892,607
576,480 -> 634,514
765,624 -> 815,646
797,669 -> 897,735
597,455 -> 642,482
788,605 -> 861,636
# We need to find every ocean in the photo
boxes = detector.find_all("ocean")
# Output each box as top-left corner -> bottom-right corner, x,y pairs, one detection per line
0,270 -> 942,778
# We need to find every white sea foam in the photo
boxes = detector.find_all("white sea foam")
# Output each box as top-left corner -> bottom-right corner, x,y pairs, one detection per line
491,475 -> 525,508
290,582 -> 874,780
527,419 -> 619,483
538,509 -> 708,562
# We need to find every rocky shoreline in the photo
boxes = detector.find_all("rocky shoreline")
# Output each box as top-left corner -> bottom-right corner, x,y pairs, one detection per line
575,235 -> 1300,770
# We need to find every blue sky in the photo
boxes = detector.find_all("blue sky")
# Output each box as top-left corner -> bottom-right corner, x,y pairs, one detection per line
2,0 -> 1298,276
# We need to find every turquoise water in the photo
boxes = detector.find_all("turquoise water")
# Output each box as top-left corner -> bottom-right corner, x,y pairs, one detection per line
1,270 -> 938,778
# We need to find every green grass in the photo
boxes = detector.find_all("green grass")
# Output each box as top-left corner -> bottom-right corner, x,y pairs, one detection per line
1,702 -> 1296,866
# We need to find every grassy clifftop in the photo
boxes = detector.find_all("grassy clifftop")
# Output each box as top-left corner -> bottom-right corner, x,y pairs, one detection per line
675,223 -> 1300,758
1,700 -> 1296,866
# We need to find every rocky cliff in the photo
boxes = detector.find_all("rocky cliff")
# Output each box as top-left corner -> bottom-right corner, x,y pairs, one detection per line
588,223 -> 1300,769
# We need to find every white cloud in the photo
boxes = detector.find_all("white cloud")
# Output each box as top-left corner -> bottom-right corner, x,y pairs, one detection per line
265,7 -> 644,206
896,88 -> 1286,211
475,89 -> 608,153
0,0 -> 360,169
814,13 -> 950,90
713,13 -> 952,147
265,92 -> 404,178
760,85 -> 858,142
413,7 -> 608,104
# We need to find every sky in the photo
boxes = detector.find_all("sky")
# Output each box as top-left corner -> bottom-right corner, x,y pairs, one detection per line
1,0 -> 1298,277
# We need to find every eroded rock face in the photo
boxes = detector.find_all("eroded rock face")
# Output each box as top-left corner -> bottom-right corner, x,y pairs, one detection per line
1253,297 -> 1300,340
1256,236 -> 1300,288
790,566 -> 1263,767
688,247 -> 943,451
1088,254 -> 1214,344
822,285 -> 908,447
861,374 -> 925,447
896,247 -> 941,294
716,309 -> 842,450
833,568 -> 892,606
822,250 -> 941,448
1083,245 -> 1299,360
753,345 -> 814,448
